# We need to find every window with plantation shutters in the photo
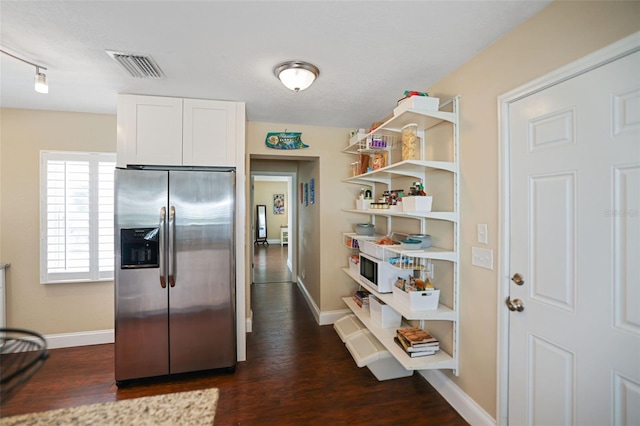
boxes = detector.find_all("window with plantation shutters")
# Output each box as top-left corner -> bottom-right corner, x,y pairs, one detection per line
40,151 -> 116,283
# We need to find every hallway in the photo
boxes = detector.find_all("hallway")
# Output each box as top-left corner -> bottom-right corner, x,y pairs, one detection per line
253,243 -> 291,283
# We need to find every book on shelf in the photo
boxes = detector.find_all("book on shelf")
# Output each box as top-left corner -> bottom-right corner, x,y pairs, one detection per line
395,332 -> 439,352
394,337 -> 437,357
353,290 -> 370,309
396,326 -> 438,346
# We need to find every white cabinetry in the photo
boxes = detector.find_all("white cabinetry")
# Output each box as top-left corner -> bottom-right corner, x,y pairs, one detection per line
340,96 -> 460,375
117,94 -> 243,168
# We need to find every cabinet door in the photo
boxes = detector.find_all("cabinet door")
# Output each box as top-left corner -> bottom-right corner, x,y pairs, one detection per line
183,99 -> 237,167
118,94 -> 183,167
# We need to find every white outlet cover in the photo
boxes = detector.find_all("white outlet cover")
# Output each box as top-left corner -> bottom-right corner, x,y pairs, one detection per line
472,246 -> 493,270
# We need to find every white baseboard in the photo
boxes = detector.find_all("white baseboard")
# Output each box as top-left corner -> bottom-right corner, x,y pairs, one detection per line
44,329 -> 114,349
296,277 -> 320,324
419,369 -> 496,426
295,277 -> 363,325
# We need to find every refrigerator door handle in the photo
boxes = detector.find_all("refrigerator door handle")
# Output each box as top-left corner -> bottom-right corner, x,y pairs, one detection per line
159,207 -> 167,289
169,206 -> 176,287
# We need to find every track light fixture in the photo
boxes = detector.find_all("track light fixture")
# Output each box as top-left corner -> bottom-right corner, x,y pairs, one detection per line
274,61 -> 319,92
0,48 -> 49,94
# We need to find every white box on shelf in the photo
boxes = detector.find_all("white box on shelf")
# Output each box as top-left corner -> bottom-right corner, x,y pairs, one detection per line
369,296 -> 402,328
356,199 -> 372,210
401,196 -> 433,212
392,286 -> 440,311
394,96 -> 440,116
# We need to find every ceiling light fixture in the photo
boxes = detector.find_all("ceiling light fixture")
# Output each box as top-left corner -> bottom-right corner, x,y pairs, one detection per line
0,48 -> 49,94
273,61 -> 319,92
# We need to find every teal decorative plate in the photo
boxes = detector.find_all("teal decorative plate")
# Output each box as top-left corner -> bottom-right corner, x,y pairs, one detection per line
265,132 -> 308,149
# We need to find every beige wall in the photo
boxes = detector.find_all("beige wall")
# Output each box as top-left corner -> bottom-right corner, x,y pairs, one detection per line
246,122 -> 357,312
0,109 -> 116,333
424,0 -> 640,418
253,180 -> 288,241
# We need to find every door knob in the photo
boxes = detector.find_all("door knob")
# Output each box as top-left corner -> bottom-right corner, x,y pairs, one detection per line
511,273 -> 525,286
506,297 -> 525,312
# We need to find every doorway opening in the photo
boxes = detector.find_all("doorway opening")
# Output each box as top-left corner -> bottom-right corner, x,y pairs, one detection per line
251,173 -> 294,284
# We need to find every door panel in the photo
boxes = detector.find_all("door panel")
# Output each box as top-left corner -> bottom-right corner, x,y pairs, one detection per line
508,50 -> 640,425
114,169 -> 169,381
168,170 -> 236,374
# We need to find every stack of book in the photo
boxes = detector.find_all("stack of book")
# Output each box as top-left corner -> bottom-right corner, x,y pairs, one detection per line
394,326 -> 439,358
353,290 -> 370,309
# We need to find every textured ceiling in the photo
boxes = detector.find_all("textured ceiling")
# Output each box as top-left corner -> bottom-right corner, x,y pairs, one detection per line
0,1 -> 552,129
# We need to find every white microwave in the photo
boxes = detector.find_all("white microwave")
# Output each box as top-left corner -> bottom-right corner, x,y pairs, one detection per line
359,252 -> 412,293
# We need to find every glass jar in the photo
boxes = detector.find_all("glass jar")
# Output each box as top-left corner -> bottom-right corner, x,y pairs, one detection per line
401,123 -> 420,161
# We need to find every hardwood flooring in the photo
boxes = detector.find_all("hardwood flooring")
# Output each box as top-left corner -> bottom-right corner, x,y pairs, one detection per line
253,244 -> 291,284
1,260 -> 468,425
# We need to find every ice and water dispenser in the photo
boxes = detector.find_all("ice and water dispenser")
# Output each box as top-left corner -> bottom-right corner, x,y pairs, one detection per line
120,228 -> 160,269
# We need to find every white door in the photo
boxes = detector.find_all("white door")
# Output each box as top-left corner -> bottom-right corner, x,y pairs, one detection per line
507,49 -> 640,425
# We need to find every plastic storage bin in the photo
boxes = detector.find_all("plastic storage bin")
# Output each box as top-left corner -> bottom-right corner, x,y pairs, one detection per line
333,314 -> 365,343
369,296 -> 402,328
392,286 -> 440,311
360,240 -> 387,259
402,196 -> 433,212
345,330 -> 413,381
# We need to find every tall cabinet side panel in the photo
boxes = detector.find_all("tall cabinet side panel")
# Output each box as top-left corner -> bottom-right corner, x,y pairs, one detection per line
168,170 -> 236,374
114,169 -> 170,381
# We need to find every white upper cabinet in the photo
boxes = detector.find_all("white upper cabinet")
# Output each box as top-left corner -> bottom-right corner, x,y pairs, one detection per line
182,98 -> 237,167
117,94 -> 243,168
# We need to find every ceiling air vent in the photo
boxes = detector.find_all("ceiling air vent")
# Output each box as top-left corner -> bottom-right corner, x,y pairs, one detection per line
106,50 -> 165,78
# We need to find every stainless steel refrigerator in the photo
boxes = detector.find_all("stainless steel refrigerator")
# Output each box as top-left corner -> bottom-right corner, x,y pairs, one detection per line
114,166 -> 236,383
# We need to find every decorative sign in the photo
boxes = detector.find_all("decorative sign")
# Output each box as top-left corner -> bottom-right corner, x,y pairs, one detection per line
273,194 -> 285,214
310,178 -> 315,204
299,183 -> 304,204
265,132 -> 309,150
304,183 -> 309,206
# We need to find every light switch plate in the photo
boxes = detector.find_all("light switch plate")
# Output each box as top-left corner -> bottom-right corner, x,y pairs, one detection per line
472,247 -> 493,270
477,224 -> 488,244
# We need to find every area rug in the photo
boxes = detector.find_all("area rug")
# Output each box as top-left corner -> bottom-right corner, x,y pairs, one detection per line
0,388 -> 218,425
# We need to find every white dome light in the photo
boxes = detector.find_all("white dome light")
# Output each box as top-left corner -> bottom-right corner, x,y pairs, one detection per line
274,61 -> 319,92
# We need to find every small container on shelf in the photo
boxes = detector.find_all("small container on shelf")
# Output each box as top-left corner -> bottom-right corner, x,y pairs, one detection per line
356,199 -> 372,210
409,234 -> 432,249
402,196 -> 433,212
394,95 -> 440,116
354,223 -> 375,236
401,123 -> 420,161
400,239 -> 422,251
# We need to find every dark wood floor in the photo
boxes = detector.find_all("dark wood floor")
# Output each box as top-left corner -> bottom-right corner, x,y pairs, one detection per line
253,244 -> 291,283
1,251 -> 468,425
